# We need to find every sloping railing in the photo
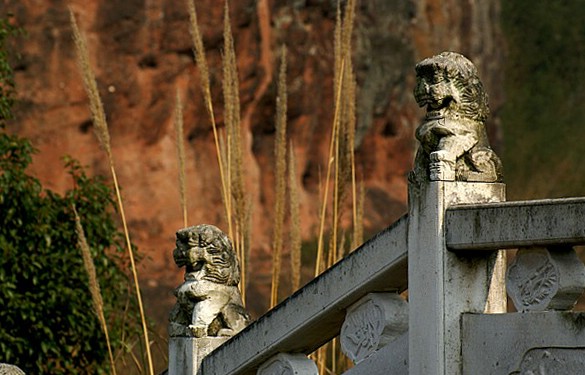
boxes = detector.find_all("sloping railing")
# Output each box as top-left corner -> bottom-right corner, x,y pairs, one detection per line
194,186 -> 585,374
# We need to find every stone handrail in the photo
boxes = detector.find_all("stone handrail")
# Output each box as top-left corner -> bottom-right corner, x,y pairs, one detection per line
445,197 -> 585,250
168,49 -> 585,374
199,216 -> 409,375
175,195 -> 585,375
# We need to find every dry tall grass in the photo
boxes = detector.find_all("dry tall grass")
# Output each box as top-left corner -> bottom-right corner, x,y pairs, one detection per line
313,0 -> 357,373
187,0 -> 250,302
186,0 -> 361,371
73,205 -> 117,375
270,46 -> 288,308
69,0 -> 365,372
353,179 -> 365,249
187,0 -> 232,238
333,0 -> 356,263
174,91 -> 188,228
288,143 -> 302,292
315,0 -> 357,277
70,10 -> 154,375
221,1 -> 250,302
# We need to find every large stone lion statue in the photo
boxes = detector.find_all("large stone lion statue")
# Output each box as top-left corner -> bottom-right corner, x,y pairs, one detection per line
168,224 -> 250,338
410,51 -> 503,184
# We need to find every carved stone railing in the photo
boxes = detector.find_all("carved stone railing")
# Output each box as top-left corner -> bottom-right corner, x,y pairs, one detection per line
164,196 -> 585,375
198,216 -> 409,374
190,194 -> 585,375
166,195 -> 585,374
452,198 -> 585,374
168,50 -> 585,374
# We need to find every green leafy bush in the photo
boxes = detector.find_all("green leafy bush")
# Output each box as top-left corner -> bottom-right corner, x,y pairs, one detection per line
0,16 -> 19,129
0,135 -> 140,373
0,15 -> 140,374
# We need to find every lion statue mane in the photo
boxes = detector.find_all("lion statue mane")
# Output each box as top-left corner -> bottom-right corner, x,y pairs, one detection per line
168,224 -> 249,338
410,51 -> 503,184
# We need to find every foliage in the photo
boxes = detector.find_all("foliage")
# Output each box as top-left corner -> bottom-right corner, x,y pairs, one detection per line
0,16 -> 19,128
501,1 -> 585,198
0,15 -> 139,373
0,134 -> 140,373
0,19 -> 139,371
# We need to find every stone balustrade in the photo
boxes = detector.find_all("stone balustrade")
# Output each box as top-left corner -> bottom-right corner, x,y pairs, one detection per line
167,51 -> 585,374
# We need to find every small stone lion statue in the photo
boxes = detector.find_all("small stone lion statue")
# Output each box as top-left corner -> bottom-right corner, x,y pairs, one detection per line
410,51 -> 503,184
168,224 -> 250,338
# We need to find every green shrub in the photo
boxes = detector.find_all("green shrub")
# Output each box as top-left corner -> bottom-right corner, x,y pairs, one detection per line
0,15 -> 140,374
0,135 -> 140,373
0,16 -> 18,129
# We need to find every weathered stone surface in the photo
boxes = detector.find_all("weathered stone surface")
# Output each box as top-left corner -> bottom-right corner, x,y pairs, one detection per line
340,293 -> 408,364
408,181 -> 506,375
507,247 -> 585,312
462,312 -> 585,375
199,216 -> 409,375
256,353 -> 317,375
509,348 -> 585,375
445,197 -> 585,250
2,0 -> 505,317
169,225 -> 249,338
410,52 -> 503,185
168,337 -> 228,375
343,332 -> 408,375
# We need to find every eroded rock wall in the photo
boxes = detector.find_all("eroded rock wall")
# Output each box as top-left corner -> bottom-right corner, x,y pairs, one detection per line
3,0 -> 503,317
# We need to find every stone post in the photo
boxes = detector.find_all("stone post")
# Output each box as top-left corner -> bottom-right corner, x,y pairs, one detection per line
168,337 -> 229,375
407,181 -> 505,375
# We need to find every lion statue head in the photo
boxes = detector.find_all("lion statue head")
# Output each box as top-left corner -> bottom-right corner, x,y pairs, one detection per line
414,51 -> 489,123
173,224 -> 240,286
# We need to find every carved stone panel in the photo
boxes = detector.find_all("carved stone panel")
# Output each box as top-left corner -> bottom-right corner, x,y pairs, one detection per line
340,293 -> 408,364
507,247 -> 585,311
257,353 -> 318,375
509,348 -> 585,375
462,312 -> 585,374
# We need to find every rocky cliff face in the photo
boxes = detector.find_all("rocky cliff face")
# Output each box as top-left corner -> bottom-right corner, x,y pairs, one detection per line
3,0 -> 504,318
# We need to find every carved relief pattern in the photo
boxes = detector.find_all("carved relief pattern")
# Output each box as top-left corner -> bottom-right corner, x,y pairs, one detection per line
257,353 -> 318,375
507,247 -> 585,312
507,249 -> 560,312
258,359 -> 293,375
340,300 -> 385,362
510,348 -> 585,375
517,260 -> 558,307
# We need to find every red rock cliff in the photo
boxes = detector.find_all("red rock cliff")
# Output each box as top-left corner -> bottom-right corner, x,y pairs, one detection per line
3,0 -> 504,318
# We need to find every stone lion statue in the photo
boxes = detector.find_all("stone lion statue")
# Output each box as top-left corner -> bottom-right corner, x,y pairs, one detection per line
168,224 -> 250,338
410,51 -> 503,184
